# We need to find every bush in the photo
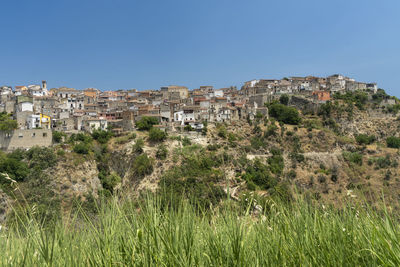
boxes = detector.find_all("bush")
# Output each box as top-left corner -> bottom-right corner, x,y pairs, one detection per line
136,116 -> 159,131
250,137 -> 266,150
342,151 -> 363,166
159,152 -> 225,209
156,145 -> 168,160
132,138 -> 144,153
386,136 -> 400,148
182,136 -> 191,146
279,94 -> 289,105
0,112 -> 17,132
269,103 -> 301,125
264,124 -> 278,137
355,134 -> 375,145
91,129 -> 113,144
102,172 -> 121,193
25,146 -> 57,170
132,154 -> 154,177
52,131 -> 66,143
268,148 -> 284,175
148,128 -> 167,142
0,155 -> 29,182
73,142 -> 91,154
184,125 -> 193,131
217,125 -> 227,139
243,159 -> 277,190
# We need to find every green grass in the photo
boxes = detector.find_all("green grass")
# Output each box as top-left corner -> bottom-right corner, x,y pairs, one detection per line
1,195 -> 400,266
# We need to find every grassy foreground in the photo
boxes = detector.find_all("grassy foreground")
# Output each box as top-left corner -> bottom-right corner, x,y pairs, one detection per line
1,196 -> 400,266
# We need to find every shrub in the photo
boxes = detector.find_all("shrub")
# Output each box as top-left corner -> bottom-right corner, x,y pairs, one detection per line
250,137 -> 266,150
136,116 -> 159,131
264,124 -> 278,137
52,131 -> 66,143
355,134 -> 375,145
182,136 -> 191,146
129,132 -> 137,139
217,125 -> 227,139
91,129 -> 113,144
268,148 -> 284,175
159,152 -> 225,209
243,159 -> 277,190
132,154 -> 154,177
132,138 -> 144,154
184,125 -> 193,131
102,172 -> 121,193
0,155 -> 29,182
156,145 -> 168,160
342,151 -> 363,166
148,128 -> 167,142
0,112 -> 17,132
269,103 -> 301,125
386,136 -> 400,148
73,142 -> 91,154
279,94 -> 289,105
26,146 -> 57,170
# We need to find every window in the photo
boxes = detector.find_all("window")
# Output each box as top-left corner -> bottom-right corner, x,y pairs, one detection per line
43,133 -> 47,137
18,133 -> 23,138
32,133 -> 36,137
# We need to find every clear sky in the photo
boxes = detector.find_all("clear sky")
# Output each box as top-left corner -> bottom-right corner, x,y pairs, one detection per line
1,0 -> 400,95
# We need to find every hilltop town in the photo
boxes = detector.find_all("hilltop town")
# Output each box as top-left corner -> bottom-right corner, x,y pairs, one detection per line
0,74 -> 387,150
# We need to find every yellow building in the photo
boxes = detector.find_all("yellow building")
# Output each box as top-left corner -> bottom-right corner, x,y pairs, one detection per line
40,114 -> 51,129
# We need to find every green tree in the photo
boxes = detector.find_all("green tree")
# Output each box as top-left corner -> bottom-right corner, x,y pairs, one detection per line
148,128 -> 167,142
136,116 -> 159,131
269,103 -> 301,125
279,94 -> 289,105
0,112 -> 17,132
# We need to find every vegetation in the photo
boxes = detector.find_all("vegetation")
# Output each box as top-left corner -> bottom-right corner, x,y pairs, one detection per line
156,144 -> 168,160
386,136 -> 400,148
2,195 -> 400,266
132,153 -> 154,177
136,116 -> 159,131
268,103 -> 301,125
160,147 -> 225,209
132,138 -> 145,153
73,142 -> 91,154
0,112 -> 17,132
148,127 -> 167,142
91,129 -> 113,144
342,151 -> 363,166
279,94 -> 289,105
52,131 -> 66,143
355,134 -> 375,145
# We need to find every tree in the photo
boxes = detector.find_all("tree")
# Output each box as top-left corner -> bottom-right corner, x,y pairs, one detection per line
91,129 -> 113,144
269,103 -> 301,125
148,128 -> 167,142
136,116 -> 159,131
0,112 -> 17,132
279,94 -> 289,105
52,131 -> 66,143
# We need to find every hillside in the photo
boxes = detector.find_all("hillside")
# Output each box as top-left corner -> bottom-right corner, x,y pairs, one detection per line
1,90 -> 400,223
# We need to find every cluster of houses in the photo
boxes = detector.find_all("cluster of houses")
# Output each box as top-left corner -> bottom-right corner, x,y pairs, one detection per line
0,74 -> 379,150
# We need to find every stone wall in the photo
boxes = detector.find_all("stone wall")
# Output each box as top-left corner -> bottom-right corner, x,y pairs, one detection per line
0,129 -> 52,151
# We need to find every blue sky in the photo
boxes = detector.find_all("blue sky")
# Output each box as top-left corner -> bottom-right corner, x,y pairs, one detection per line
1,0 -> 400,95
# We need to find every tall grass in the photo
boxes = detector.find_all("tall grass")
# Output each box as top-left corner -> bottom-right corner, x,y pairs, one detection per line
1,195 -> 400,266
